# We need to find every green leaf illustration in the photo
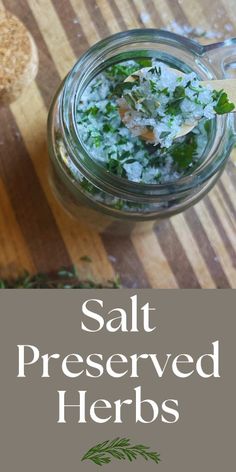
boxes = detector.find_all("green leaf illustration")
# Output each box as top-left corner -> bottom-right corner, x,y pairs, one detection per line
81,437 -> 161,466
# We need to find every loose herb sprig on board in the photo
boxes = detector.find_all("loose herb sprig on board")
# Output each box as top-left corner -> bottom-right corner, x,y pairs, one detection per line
0,266 -> 120,289
81,437 -> 161,466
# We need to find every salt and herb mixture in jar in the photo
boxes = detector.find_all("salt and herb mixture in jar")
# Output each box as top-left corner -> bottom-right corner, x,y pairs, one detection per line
76,59 -> 209,184
76,59 -> 233,185
48,30 -> 236,231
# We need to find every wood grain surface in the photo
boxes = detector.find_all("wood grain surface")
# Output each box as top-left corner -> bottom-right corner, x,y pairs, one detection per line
0,0 -> 236,288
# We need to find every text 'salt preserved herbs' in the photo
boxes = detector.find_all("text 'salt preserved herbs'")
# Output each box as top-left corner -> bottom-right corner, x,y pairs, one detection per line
81,438 -> 161,466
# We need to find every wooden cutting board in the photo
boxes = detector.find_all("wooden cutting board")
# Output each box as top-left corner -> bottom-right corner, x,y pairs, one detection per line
0,0 -> 236,288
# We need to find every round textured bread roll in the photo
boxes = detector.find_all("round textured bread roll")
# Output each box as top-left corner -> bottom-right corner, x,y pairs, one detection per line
0,9 -> 38,104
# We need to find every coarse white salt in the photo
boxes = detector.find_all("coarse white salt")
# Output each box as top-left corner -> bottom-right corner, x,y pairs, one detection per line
165,21 -> 223,40
225,23 -> 233,32
140,11 -> 151,24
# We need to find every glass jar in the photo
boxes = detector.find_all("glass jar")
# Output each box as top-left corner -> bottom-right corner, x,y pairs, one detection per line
47,29 -> 236,234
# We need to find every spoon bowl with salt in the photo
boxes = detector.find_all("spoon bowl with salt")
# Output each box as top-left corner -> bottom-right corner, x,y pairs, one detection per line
118,65 -> 236,145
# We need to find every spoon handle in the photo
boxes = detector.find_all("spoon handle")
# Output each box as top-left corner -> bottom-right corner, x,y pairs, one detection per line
201,79 -> 236,106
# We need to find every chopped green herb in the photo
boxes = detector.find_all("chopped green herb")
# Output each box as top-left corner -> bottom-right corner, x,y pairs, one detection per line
91,131 -> 102,147
117,137 -> 128,145
119,150 -> 131,160
85,105 -> 99,116
114,199 -> 124,210
171,134 -> 197,170
159,131 -> 171,139
81,178 -> 97,195
150,80 -> 157,93
107,158 -> 126,177
214,90 -> 235,114
124,158 -> 136,164
123,93 -> 136,109
149,65 -> 161,77
105,102 -> 117,113
112,81 -> 136,97
105,64 -> 139,81
165,85 -> 186,115
204,119 -> 211,133
173,85 -> 185,100
136,58 -> 152,68
103,123 -> 115,133
155,171 -> 161,182
139,100 -> 152,116
161,87 -> 170,96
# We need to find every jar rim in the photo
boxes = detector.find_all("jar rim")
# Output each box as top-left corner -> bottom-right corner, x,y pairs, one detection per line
60,29 -> 234,201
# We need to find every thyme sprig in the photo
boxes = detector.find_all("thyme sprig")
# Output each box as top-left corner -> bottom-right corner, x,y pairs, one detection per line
81,437 -> 161,466
0,266 -> 121,289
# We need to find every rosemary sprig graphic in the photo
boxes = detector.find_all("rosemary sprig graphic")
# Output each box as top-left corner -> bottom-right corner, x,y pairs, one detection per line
81,437 -> 161,466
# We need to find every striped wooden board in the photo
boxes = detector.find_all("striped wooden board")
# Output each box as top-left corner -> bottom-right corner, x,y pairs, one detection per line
0,0 -> 236,288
